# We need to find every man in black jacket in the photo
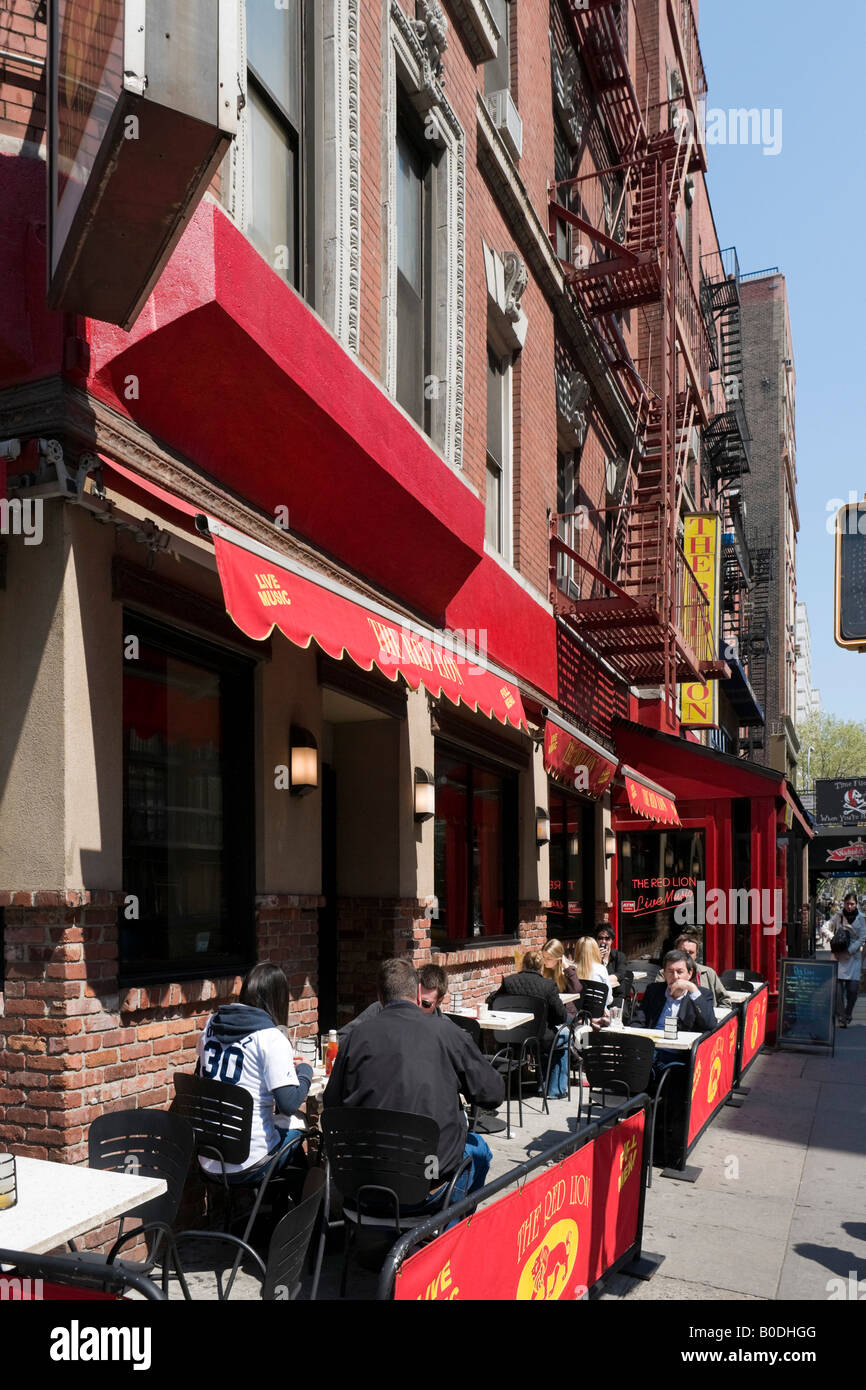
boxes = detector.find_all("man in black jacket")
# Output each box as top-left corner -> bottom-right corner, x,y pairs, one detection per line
634,950 -> 716,1033
324,958 -> 504,1204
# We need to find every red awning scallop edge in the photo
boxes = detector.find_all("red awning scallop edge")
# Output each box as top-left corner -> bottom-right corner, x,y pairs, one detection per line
206,517 -> 527,731
621,765 -> 681,828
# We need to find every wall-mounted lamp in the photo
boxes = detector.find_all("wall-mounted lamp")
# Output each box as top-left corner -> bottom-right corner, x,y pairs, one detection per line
536,807 -> 551,847
568,835 -> 580,859
290,726 -> 318,796
604,828 -> 618,859
414,767 -> 435,822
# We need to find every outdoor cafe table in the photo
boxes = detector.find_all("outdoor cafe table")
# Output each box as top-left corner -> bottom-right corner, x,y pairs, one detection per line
0,1156 -> 167,1255
450,1009 -> 534,1031
575,1010 -> 740,1175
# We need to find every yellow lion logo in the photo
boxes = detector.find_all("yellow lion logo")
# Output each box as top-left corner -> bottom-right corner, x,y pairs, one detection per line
707,1054 -> 722,1103
517,1221 -> 579,1301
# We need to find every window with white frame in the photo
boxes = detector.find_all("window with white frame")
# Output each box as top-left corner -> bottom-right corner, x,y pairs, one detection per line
485,0 -> 511,94
395,104 -> 435,432
227,0 -> 361,349
486,344 -> 512,559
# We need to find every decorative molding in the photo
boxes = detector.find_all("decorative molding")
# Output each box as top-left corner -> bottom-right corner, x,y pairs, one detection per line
550,38 -> 583,148
446,0 -> 498,63
502,250 -> 528,322
556,367 -> 591,450
413,0 -> 448,80
324,0 -> 362,351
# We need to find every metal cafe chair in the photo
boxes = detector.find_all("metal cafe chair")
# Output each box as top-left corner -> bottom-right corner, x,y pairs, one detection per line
721,969 -> 764,990
488,995 -> 547,1136
0,1245 -> 166,1300
579,1032 -> 675,1188
173,1166 -> 326,1301
74,1108 -> 195,1299
576,979 -> 609,1022
321,1107 -> 470,1298
171,1072 -> 308,1298
443,1012 -> 485,1131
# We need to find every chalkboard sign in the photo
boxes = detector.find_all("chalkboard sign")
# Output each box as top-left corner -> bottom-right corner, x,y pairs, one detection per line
778,958 -> 837,1054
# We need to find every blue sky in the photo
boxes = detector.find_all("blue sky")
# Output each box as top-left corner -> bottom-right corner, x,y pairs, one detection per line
699,0 -> 866,722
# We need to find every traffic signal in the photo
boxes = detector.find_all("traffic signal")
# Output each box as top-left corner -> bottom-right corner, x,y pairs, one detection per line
835,503 -> 866,650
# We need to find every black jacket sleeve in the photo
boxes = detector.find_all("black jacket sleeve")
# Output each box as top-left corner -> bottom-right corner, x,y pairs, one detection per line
685,988 -> 717,1033
273,1063 -> 314,1116
450,1032 -> 505,1111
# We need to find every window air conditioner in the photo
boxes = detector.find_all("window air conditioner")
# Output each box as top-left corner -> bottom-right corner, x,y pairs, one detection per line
487,89 -> 523,161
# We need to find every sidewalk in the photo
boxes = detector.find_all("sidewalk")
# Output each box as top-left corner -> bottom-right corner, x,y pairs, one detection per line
170,990 -> 866,1299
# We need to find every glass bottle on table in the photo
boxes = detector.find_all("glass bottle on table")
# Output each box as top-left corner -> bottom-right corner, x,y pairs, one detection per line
325,1030 -> 339,1076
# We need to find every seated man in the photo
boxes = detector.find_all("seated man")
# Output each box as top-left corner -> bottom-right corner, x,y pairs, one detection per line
654,934 -> 731,1008
338,960 -> 449,1040
324,958 -> 505,1207
635,949 -> 716,1034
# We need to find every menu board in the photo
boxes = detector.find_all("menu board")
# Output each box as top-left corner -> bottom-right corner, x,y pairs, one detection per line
778,959 -> 837,1052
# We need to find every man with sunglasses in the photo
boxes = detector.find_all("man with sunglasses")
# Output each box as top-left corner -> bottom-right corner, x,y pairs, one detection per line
595,925 -> 634,1007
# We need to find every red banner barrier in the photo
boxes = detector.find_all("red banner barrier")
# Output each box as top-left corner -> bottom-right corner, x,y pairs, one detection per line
740,988 -> 768,1076
394,1110 -> 645,1301
687,1017 -> 739,1147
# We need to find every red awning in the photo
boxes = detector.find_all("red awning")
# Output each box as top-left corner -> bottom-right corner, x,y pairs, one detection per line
621,765 -> 681,828
207,518 -> 527,730
543,717 -> 617,797
99,455 -> 201,532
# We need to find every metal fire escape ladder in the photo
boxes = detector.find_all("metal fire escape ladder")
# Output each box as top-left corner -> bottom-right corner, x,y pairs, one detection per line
700,247 -> 752,485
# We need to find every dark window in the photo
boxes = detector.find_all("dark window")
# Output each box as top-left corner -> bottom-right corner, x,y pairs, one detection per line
433,748 -> 518,943
396,107 -> 434,432
485,0 -> 510,94
486,346 -> 507,552
121,615 -> 255,983
247,0 -> 305,290
617,828 -> 706,961
548,791 -> 594,938
732,798 -> 751,968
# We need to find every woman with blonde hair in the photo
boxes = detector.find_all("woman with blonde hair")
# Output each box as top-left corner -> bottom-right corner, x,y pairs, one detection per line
541,939 -> 581,1009
573,935 -> 613,1007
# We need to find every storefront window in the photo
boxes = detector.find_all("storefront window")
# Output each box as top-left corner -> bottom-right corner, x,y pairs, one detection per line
618,828 -> 705,961
121,615 -> 255,981
433,749 -> 517,943
548,790 -> 586,939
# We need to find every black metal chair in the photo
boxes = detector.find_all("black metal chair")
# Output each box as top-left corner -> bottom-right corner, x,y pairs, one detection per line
578,1032 -> 675,1188
721,969 -> 764,990
171,1072 -> 306,1297
576,979 -> 609,1021
321,1107 -> 470,1297
444,1012 -> 485,1131
75,1107 -> 195,1298
488,996 -> 547,1136
0,1245 -> 166,1300
173,1166 -> 326,1301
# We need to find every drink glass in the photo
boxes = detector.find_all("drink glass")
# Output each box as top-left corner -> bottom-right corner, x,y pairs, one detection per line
609,1006 -> 623,1030
296,1037 -> 318,1068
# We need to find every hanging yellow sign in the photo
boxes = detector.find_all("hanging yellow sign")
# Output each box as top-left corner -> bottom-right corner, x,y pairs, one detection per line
680,514 -> 720,728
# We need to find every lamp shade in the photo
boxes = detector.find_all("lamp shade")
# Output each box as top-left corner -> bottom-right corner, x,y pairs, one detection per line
290,727 -> 318,795
604,827 -> 617,858
536,806 -> 551,846
414,768 -> 435,822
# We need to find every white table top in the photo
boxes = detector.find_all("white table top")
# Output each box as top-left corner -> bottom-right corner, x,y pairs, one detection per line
451,1009 -> 534,1031
726,990 -> 754,1004
714,1006 -> 733,1021
575,1023 -> 701,1053
632,971 -> 647,980
560,993 -> 580,1004
0,1156 -> 167,1256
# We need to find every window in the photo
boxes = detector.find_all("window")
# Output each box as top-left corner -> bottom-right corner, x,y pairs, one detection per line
396,110 -> 434,431
485,0 -> 511,94
121,616 -> 255,982
433,749 -> 518,943
486,345 -> 511,556
246,0 -> 306,290
617,828 -> 706,960
548,791 -> 592,938
557,449 -> 579,596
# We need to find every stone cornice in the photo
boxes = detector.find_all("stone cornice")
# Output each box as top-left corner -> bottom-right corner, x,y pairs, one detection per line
446,0 -> 498,63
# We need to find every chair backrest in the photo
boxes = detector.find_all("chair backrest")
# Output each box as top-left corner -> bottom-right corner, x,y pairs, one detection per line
0,1247 -> 166,1300
321,1108 -> 440,1208
489,994 -> 548,1044
262,1167 -> 325,1301
444,1013 -> 483,1049
88,1108 -> 195,1228
577,980 -> 609,1020
581,1032 -> 655,1095
171,1072 -> 253,1165
721,969 -> 764,989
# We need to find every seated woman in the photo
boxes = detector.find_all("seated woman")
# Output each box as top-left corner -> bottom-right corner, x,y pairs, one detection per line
492,949 -> 568,1099
572,935 -> 613,1009
539,939 -> 580,1098
196,962 -> 313,1186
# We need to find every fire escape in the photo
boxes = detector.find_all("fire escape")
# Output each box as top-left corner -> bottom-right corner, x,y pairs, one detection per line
740,529 -> 774,757
547,0 -> 728,715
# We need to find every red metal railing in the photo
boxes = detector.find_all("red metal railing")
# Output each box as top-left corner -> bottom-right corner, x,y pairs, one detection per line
674,234 -> 712,402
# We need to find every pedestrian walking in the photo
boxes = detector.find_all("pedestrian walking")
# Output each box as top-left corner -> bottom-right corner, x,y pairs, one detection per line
828,893 -> 866,1027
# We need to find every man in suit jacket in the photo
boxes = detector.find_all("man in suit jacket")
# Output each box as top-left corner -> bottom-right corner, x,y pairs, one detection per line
491,951 -> 567,1049
653,934 -> 731,1008
635,950 -> 716,1034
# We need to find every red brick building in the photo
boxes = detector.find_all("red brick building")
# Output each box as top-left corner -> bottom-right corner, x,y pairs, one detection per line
0,0 -> 806,1166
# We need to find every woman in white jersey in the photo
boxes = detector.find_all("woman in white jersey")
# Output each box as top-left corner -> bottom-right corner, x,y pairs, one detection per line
196,962 -> 313,1184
